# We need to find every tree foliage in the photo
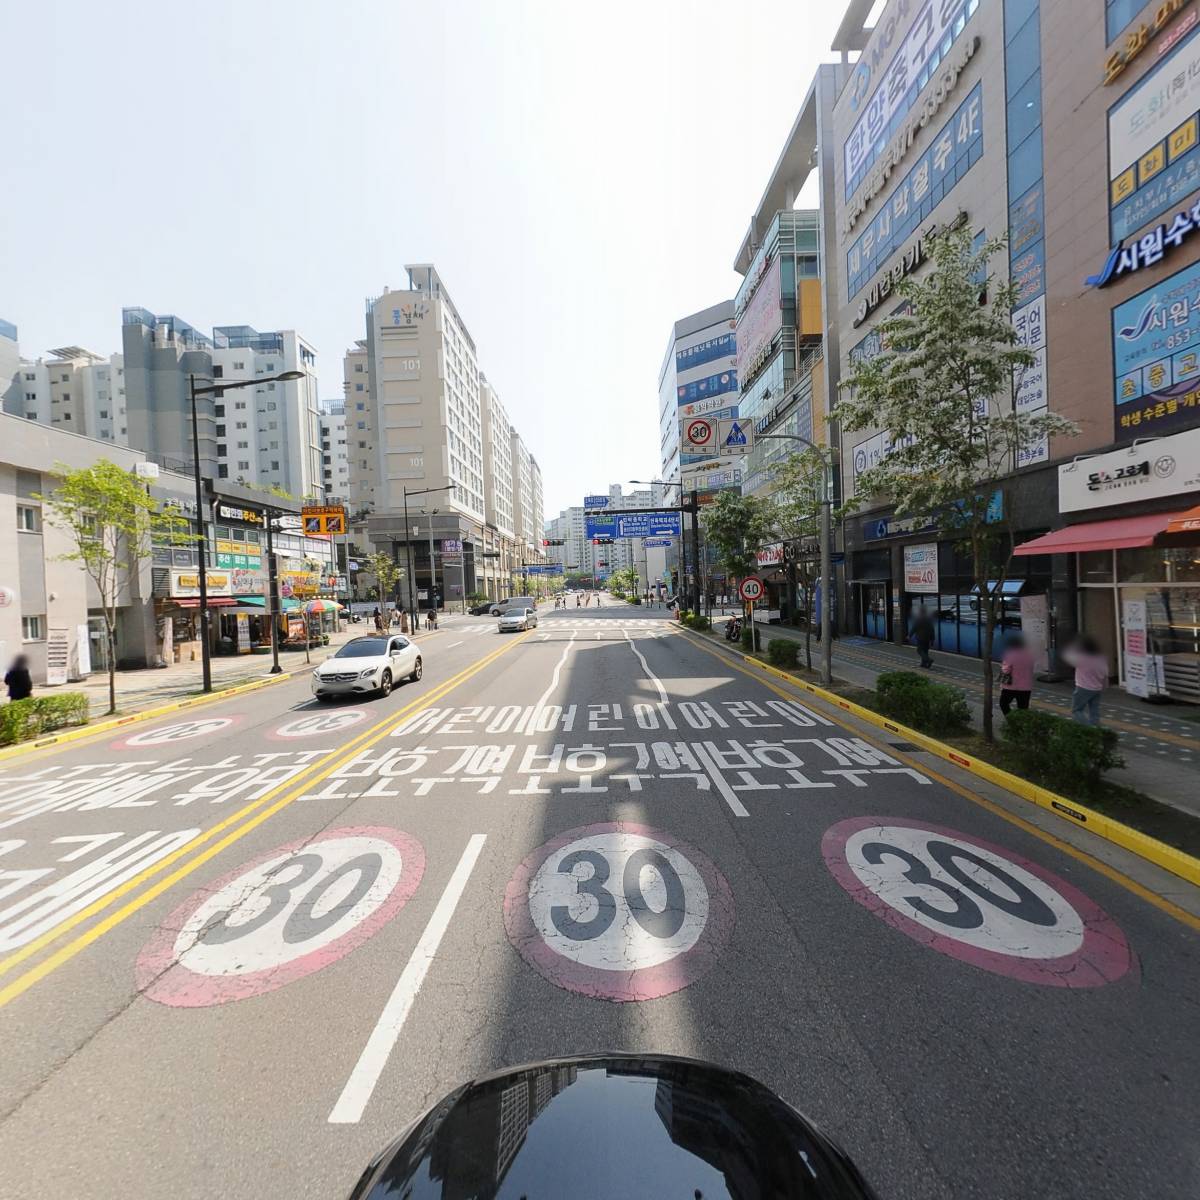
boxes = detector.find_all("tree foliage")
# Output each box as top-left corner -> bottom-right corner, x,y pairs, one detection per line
39,460 -> 194,714
700,490 -> 776,582
836,226 -> 1078,738
360,551 -> 405,607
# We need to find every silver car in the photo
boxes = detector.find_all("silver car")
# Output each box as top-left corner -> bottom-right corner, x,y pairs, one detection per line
497,607 -> 538,633
312,635 -> 422,699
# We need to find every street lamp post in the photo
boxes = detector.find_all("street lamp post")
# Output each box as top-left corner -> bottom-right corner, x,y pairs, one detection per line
401,484 -> 454,622
756,433 -> 834,687
188,369 -> 304,692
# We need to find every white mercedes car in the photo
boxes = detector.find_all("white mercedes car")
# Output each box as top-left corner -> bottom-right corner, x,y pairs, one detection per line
497,607 -> 538,632
312,635 -> 422,699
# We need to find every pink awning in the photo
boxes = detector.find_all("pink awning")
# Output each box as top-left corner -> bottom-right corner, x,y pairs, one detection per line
1013,511 -> 1182,556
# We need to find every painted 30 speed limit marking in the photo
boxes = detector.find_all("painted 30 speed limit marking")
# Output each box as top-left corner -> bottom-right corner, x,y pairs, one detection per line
136,826 -> 425,1006
113,716 -> 239,750
504,822 -> 734,1002
270,709 -> 368,740
822,817 -> 1132,987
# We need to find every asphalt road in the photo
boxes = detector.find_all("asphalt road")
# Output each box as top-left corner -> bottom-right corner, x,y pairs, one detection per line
0,603 -> 1197,1199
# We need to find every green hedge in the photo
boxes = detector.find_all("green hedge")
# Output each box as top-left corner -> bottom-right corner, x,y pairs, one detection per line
874,670 -> 970,735
1001,709 -> 1123,797
740,626 -> 755,651
0,693 -> 90,746
767,638 -> 799,668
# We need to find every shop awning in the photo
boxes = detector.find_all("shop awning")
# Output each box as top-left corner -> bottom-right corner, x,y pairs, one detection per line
1013,512 -> 1182,556
174,597 -> 236,607
1166,505 -> 1200,535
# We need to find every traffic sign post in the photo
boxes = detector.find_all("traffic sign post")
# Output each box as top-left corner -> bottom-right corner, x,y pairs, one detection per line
739,575 -> 765,652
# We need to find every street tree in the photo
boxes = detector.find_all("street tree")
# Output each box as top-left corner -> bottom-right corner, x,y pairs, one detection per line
837,226 -> 1078,739
770,447 -> 835,670
360,551 -> 405,611
38,460 -> 194,715
700,490 -> 776,585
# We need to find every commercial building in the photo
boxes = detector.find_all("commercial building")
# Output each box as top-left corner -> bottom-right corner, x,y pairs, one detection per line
121,308 -> 323,500
352,265 -> 544,609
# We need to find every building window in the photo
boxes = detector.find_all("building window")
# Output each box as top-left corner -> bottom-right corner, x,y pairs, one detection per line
21,615 -> 44,641
216,424 -> 226,437
270,460 -> 280,470
218,464 -> 229,478
24,372 -> 34,381
214,403 -> 225,417
17,504 -> 39,532
237,460 -> 250,471
217,444 -> 227,456
212,364 -> 224,378
355,383 -> 364,392
236,421 -> 247,430
233,361 -> 245,370
1105,0 -> 1142,43
357,420 -> 366,429
62,412 -> 71,420
235,401 -> 246,410
60,374 -> 69,383
237,440 -> 249,449
98,409 -> 108,419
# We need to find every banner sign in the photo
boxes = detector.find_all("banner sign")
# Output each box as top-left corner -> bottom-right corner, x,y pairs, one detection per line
169,569 -> 231,598
756,543 -> 785,568
614,512 -> 682,538
902,543 -> 939,594
676,368 -> 738,406
735,256 -> 782,382
675,331 -> 735,373
1112,257 -> 1200,437
1059,426 -> 1200,511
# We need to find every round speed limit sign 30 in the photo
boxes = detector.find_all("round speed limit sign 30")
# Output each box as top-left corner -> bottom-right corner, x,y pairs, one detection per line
505,822 -> 734,1002
822,817 -> 1132,987
136,826 -> 425,1006
685,418 -> 714,449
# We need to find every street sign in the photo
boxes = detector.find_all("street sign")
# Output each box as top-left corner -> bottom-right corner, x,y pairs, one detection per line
503,821 -> 734,1001
739,576 -> 765,602
301,504 -> 347,535
716,417 -> 754,455
614,511 -> 682,538
682,417 -> 716,454
584,494 -> 610,509
822,817 -> 1131,986
644,537 -> 674,547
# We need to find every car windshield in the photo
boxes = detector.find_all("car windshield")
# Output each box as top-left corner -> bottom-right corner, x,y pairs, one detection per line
334,638 -> 389,658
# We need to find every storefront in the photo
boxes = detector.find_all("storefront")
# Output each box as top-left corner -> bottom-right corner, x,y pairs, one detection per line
1014,429 -> 1200,702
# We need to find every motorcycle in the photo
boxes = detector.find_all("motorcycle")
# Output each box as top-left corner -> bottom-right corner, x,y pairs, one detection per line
725,615 -> 742,641
347,1053 -> 880,1199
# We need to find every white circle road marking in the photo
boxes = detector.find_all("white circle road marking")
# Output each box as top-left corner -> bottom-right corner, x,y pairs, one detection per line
504,822 -> 734,1002
271,709 -> 369,739
136,826 -> 425,1006
822,817 -> 1132,987
115,716 -> 238,749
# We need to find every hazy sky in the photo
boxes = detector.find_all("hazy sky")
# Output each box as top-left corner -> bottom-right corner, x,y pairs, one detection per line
4,1 -> 850,517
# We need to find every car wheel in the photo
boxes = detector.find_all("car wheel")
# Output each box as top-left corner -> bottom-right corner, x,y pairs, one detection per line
316,694 -> 333,704
379,670 -> 392,697
410,657 -> 423,682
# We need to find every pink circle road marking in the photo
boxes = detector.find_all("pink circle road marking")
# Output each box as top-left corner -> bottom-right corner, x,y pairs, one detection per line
111,715 -> 242,750
822,816 -> 1133,988
267,709 -> 369,740
504,821 -> 735,1002
136,825 -> 425,1007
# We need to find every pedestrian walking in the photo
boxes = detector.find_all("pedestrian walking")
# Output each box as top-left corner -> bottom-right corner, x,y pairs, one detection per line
4,654 -> 32,702
400,609 -> 410,634
1065,634 -> 1109,726
427,607 -> 439,630
998,633 -> 1035,715
576,594 -> 581,607
373,607 -> 384,634
910,606 -> 935,669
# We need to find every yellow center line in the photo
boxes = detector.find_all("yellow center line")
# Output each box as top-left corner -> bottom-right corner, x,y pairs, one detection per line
0,631 -> 531,1006
679,629 -> 1200,934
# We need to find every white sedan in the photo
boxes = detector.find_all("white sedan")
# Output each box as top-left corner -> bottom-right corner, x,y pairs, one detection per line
497,607 -> 538,633
312,635 -> 422,699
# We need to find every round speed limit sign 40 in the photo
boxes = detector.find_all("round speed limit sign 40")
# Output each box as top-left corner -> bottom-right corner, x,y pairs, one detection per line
823,817 -> 1132,987
505,822 -> 734,1002
136,826 -> 425,1006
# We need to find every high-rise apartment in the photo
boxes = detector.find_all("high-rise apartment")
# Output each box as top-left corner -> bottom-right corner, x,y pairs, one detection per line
342,339 -> 374,513
320,401 -> 350,504
2,345 -> 127,443
480,375 -> 517,599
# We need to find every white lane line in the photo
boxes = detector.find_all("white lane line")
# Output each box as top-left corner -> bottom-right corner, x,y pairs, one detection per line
692,742 -> 751,818
448,640 -> 464,647
531,632 -> 576,718
624,631 -> 668,705
328,833 -> 487,1125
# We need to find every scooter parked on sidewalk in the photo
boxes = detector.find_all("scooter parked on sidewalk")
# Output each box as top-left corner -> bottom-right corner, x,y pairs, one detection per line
724,615 -> 742,641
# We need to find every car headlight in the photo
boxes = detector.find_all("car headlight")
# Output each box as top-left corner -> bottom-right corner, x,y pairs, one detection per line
312,670 -> 320,678
359,667 -> 377,678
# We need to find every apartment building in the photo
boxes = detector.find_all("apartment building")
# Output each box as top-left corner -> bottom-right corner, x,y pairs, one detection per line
480,375 -> 517,599
342,338 -> 374,514
320,401 -> 350,504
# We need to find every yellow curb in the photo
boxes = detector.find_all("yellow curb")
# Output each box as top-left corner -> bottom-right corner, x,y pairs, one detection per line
0,668 -> 299,764
686,629 -> 1200,892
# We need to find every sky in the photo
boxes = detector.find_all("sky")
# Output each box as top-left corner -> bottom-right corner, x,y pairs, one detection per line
4,0 -> 850,518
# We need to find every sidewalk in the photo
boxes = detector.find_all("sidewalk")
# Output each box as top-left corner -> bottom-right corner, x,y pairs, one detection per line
739,620 -> 1200,817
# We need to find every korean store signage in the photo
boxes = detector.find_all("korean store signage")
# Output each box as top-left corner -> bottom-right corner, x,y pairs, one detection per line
1112,256 -> 1200,436
1103,0 -> 1191,83
1108,23 -> 1200,243
675,331 -> 735,373
902,543 -> 939,594
842,33 -> 980,234
845,84 -> 982,301
169,570 -> 231,599
215,503 -> 262,524
756,542 -> 785,568
853,221 -> 943,326
735,255 -> 782,383
1086,197 -> 1200,286
1058,427 -> 1200,512
843,1 -> 979,204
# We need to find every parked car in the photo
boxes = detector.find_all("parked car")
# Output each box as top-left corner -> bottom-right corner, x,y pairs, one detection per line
497,606 -> 538,632
490,594 -> 536,616
468,602 -> 494,615
311,635 -> 422,699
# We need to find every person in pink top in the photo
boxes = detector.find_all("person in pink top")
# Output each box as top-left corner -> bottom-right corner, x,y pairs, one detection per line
998,633 -> 1035,715
1064,634 -> 1110,726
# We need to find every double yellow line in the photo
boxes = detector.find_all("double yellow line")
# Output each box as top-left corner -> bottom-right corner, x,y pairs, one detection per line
0,631 -> 530,1010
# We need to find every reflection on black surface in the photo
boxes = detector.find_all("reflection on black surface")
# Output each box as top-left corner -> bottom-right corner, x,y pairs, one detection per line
353,1054 -> 879,1200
